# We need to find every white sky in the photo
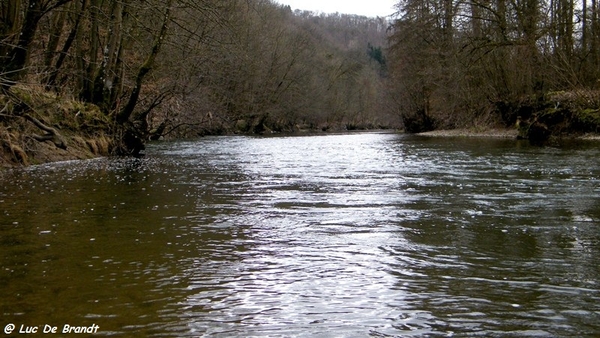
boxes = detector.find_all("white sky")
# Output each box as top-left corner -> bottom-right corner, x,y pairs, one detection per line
275,0 -> 397,17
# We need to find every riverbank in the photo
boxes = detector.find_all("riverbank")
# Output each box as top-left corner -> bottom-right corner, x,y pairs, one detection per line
0,85 -> 114,167
422,126 -> 600,139
418,128 -> 519,138
418,127 -> 600,142
3,84 -> 599,169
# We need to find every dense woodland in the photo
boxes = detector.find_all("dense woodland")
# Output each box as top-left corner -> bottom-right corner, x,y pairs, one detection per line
0,0 -> 393,160
1,0 -> 599,163
390,0 -> 600,134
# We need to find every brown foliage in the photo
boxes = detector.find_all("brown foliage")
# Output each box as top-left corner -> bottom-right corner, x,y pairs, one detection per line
388,0 -> 600,132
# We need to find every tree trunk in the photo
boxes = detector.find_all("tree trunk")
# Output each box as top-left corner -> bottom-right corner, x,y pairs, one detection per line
1,1 -> 45,88
88,0 -> 127,110
582,0 -> 588,52
443,0 -> 453,46
1,0 -> 74,89
43,7 -> 66,73
45,0 -> 87,90
115,0 -> 173,155
80,0 -> 100,102
470,0 -> 482,37
591,0 -> 599,75
0,0 -> 21,71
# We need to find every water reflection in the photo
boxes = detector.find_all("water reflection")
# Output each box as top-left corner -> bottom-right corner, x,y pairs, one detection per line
1,132 -> 599,336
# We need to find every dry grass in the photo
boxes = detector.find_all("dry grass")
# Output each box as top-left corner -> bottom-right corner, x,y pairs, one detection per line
0,85 -> 114,167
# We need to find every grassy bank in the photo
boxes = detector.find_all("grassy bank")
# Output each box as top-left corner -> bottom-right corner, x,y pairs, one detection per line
0,85 -> 114,167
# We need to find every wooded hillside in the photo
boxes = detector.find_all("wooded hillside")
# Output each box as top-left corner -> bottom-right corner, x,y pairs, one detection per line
1,0 -> 394,165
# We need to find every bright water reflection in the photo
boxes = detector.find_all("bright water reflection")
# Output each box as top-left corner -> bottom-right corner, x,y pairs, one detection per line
1,132 -> 600,337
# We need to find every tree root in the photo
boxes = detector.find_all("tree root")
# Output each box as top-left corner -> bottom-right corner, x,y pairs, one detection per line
23,113 -> 68,149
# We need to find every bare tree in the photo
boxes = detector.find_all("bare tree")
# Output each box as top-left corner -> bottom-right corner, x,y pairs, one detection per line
0,0 -> 74,88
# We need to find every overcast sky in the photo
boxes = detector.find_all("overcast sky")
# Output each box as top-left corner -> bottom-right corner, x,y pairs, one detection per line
274,0 -> 397,17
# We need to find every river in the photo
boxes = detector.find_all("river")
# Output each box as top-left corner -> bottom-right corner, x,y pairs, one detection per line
1,132 -> 599,337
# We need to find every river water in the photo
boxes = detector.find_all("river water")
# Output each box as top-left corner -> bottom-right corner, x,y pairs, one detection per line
1,132 -> 599,337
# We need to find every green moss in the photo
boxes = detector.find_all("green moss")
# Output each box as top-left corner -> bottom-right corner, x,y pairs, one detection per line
578,109 -> 600,121
574,109 -> 600,132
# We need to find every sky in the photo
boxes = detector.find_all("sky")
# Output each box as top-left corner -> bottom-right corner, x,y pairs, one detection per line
275,0 -> 397,17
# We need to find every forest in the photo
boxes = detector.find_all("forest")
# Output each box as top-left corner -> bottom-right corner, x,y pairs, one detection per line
390,0 -> 600,137
1,0 -> 599,165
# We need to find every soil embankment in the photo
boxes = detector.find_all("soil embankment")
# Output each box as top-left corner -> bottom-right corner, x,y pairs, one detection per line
1,86 -> 113,168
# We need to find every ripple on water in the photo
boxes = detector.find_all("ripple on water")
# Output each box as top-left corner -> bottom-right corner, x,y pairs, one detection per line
1,133 -> 600,336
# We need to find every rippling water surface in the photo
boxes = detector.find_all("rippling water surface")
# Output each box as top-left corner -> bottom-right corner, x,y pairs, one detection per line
1,132 -> 600,337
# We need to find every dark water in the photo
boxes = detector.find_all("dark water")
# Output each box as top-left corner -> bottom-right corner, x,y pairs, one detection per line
1,132 -> 599,337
